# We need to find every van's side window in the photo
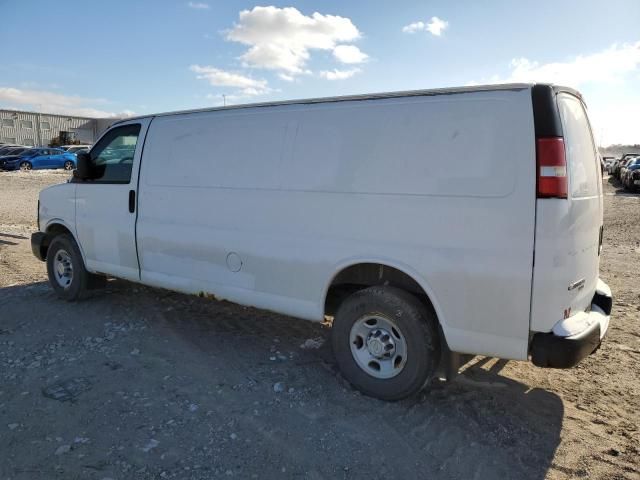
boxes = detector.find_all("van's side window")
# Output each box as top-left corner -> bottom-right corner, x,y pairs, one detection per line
89,124 -> 141,183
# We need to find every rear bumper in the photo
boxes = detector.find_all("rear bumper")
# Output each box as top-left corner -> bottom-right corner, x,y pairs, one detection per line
31,232 -> 49,261
530,279 -> 612,368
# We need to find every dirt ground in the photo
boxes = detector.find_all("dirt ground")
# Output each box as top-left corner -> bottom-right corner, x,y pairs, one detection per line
0,169 -> 638,480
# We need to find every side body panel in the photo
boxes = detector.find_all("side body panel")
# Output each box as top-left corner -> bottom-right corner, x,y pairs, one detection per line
30,150 -> 51,169
136,88 -> 537,360
50,150 -> 67,168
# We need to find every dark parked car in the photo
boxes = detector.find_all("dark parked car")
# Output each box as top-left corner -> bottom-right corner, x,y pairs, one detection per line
622,157 -> 640,191
618,157 -> 636,181
615,153 -> 640,179
0,145 -> 23,155
0,146 -> 32,158
0,147 -> 76,171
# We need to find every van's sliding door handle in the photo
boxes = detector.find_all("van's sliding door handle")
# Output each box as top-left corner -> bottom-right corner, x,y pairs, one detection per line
128,190 -> 136,213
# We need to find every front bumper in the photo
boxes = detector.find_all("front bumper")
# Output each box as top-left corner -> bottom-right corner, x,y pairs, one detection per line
530,279 -> 612,368
31,232 -> 49,261
0,160 -> 20,170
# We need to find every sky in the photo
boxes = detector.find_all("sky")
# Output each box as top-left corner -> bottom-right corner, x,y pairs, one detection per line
0,0 -> 638,145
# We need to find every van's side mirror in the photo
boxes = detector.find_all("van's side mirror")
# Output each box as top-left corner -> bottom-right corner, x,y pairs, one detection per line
74,152 -> 92,180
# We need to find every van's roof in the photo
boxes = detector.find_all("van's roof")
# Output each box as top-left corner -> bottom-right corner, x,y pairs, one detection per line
114,83 -> 580,125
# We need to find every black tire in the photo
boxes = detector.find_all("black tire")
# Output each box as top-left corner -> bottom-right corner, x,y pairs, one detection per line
19,161 -> 32,171
63,160 -> 74,170
332,286 -> 440,401
46,234 -> 90,301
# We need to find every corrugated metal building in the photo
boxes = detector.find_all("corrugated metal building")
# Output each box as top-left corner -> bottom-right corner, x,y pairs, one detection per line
0,109 -> 117,146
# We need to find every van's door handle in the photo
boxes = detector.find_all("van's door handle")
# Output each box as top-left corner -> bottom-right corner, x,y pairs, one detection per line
128,190 -> 135,213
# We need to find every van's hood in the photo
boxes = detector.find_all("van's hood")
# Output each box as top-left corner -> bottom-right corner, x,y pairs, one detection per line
38,182 -> 75,231
41,181 -> 72,196
39,182 -> 74,208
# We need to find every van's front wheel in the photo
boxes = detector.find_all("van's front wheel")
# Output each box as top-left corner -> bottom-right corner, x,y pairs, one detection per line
46,234 -> 90,301
332,286 -> 440,401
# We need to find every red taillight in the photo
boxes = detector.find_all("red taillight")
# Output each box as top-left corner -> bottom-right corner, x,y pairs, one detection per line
537,137 -> 567,199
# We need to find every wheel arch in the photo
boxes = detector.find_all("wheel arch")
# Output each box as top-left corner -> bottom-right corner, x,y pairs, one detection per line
322,259 -> 447,330
42,220 -> 87,265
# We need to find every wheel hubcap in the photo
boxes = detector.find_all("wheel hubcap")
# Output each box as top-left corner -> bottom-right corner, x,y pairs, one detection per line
366,328 -> 396,358
64,161 -> 73,170
350,315 -> 407,379
53,250 -> 73,288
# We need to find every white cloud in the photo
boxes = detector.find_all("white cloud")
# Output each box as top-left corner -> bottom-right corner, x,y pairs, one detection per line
0,86 -> 131,118
332,45 -> 368,64
191,64 -> 277,105
278,73 -> 295,82
188,2 -> 209,9
226,6 -> 364,75
426,17 -> 448,36
402,17 -> 448,36
402,21 -> 425,34
589,99 -> 640,146
471,42 -> 640,145
319,68 -> 361,80
505,42 -> 640,86
190,65 -> 272,97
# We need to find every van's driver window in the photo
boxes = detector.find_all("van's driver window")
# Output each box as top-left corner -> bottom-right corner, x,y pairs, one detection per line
89,124 -> 141,183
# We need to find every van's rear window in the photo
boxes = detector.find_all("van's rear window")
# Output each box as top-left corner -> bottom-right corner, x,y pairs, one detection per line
557,94 -> 599,198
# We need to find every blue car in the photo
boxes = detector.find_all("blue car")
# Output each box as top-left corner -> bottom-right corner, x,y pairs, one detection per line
0,147 -> 77,171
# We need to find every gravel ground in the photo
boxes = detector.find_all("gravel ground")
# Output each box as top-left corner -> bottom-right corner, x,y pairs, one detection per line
0,169 -> 638,480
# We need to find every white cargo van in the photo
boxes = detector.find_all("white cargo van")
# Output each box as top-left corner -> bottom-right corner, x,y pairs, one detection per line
32,83 -> 612,400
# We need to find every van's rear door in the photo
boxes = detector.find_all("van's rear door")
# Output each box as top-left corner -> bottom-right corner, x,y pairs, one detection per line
530,86 -> 603,333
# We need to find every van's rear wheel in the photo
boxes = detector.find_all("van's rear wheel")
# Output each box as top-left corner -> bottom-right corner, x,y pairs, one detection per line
332,286 -> 440,401
46,234 -> 90,301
